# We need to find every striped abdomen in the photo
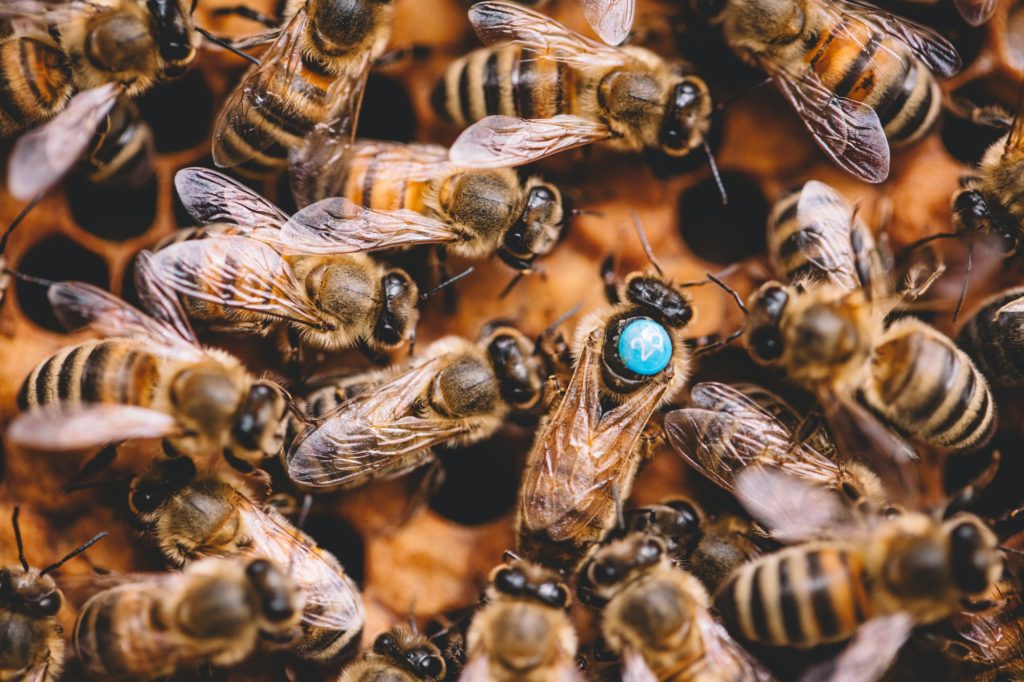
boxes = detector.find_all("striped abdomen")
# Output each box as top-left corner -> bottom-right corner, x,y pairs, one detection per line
957,287 -> 1024,387
341,143 -> 430,213
74,586 -> 175,681
0,37 -> 72,138
715,544 -> 872,647
17,339 -> 159,412
82,100 -> 154,187
432,45 -> 578,127
868,319 -> 996,451
800,15 -> 941,147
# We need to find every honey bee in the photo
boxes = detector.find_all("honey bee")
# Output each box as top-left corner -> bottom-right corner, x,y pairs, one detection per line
436,2 -> 715,170
271,140 -> 570,274
73,557 -> 303,681
340,627 -> 448,681
460,557 -> 582,682
7,255 -> 290,466
129,455 -> 365,665
286,323 -> 547,502
1,507 -> 105,682
688,0 -> 960,183
165,167 -> 420,356
577,531 -> 774,681
957,287 -> 1024,388
0,0 -> 198,198
943,570 -> 1024,680
665,381 -> 888,516
211,0 -> 394,179
516,257 -> 695,571
470,0 -> 635,46
714,467 -> 1003,679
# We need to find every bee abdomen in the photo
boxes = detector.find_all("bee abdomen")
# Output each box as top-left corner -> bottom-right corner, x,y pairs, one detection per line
293,620 -> 362,665
82,101 -> 154,187
957,288 -> 1024,387
342,144 -> 425,213
74,587 -> 162,681
870,321 -> 996,451
0,37 -> 72,137
715,546 -> 871,647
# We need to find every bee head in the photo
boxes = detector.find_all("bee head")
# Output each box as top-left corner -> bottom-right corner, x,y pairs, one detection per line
659,76 -> 713,157
743,282 -> 790,365
146,0 -> 197,76
244,559 -> 301,632
626,500 -> 703,557
481,325 -> 544,412
231,382 -> 289,463
88,7 -> 159,76
308,0 -> 393,56
489,561 -> 571,609
0,567 -> 61,618
373,269 -> 419,350
499,181 -> 566,270
946,516 -> 1001,596
128,455 -> 197,518
372,629 -> 447,681
580,534 -> 665,605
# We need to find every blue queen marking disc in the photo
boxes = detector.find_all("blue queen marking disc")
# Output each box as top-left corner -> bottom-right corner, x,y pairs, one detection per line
617,318 -> 672,376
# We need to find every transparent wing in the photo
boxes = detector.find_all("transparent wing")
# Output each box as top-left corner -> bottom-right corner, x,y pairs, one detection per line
734,466 -> 862,543
174,167 -> 288,229
273,197 -> 461,254
769,70 -> 889,184
236,498 -> 364,631
799,613 -> 914,682
952,0 -> 997,26
779,180 -> 862,292
581,0 -> 635,46
134,251 -> 199,346
621,647 -> 658,682
212,10 -> 309,168
289,51 -> 374,207
519,331 -> 670,542
459,653 -> 492,682
468,1 -> 627,68
148,236 -> 327,329
287,357 -> 467,487
47,280 -> 202,358
836,0 -> 961,77
8,83 -> 120,200
449,115 -> 611,168
350,140 -> 454,183
695,608 -> 778,682
7,404 -> 178,451
0,0 -> 96,28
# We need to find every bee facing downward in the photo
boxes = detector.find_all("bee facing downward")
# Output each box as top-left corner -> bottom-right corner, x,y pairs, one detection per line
340,627 -> 448,681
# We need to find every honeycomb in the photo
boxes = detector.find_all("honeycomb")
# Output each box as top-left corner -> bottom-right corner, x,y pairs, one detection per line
1,0 -> 1023,680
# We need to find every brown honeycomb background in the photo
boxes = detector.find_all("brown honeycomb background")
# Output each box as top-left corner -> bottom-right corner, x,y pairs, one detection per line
2,0 -> 1024,679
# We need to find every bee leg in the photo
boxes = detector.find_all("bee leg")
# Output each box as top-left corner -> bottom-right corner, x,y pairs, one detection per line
434,247 -> 458,314
375,44 -> 433,69
210,5 -> 279,27
63,443 -> 120,492
601,255 -> 620,303
944,450 -> 1000,518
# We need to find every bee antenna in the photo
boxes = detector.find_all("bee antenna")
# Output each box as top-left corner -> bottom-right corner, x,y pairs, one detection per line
0,190 -> 44,257
630,212 -> 663,277
999,545 -> 1024,557
12,507 -> 29,572
196,27 -> 261,66
3,268 -> 57,288
498,271 -> 527,300
420,266 -> 474,300
707,272 -> 747,314
570,208 -> 605,218
39,531 -> 108,576
952,241 -> 975,323
704,140 -> 728,206
189,0 -> 197,14
501,549 -> 522,563
64,475 -> 134,494
539,303 -> 581,342
897,230 -> 961,260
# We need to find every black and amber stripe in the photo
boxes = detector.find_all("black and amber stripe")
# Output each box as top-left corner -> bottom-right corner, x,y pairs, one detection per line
958,287 -> 1024,388
340,143 -> 430,213
715,545 -> 872,647
801,17 -> 941,148
82,101 -> 154,186
74,586 -> 167,679
0,37 -> 72,138
432,46 -> 576,127
870,319 -> 996,452
18,340 -> 159,411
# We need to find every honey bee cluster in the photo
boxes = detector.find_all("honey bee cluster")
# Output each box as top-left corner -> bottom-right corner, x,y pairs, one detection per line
2,0 -> 1024,680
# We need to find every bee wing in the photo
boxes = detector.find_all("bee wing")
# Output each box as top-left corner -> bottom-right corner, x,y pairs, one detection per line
779,180 -> 862,292
7,83 -> 120,200
147,236 -> 328,329
695,609 -> 778,682
274,197 -> 461,254
835,0 -> 961,77
7,404 -> 178,451
767,69 -> 889,184
458,652 -> 493,682
519,331 -> 670,541
580,0 -> 636,46
0,0 -> 95,27
798,613 -> 914,682
952,0 -> 997,26
238,498 -> 364,632
621,647 -> 659,682
467,1 -> 628,68
734,466 -> 861,543
449,115 -> 611,168
351,140 -> 455,182
134,251 -> 200,347
174,167 -> 288,229
287,358 -> 465,487
212,10 -> 310,168
289,51 -> 374,206
47,280 -> 203,358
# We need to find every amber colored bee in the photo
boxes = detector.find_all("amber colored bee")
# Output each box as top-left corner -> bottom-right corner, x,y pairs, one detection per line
578,531 -> 773,681
211,0 -> 394,179
688,0 -> 959,183
714,467 -> 1003,679
0,0 -> 198,198
943,571 -> 1024,680
73,557 -> 303,681
517,260 -> 695,571
1,508 -> 105,682
957,287 -> 1024,388
7,257 -> 289,466
340,627 -> 448,682
436,2 -> 714,170
460,557 -> 582,682
129,456 -> 365,666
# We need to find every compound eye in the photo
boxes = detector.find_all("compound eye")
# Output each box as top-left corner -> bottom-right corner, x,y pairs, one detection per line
374,632 -> 399,656
590,561 -> 619,585
34,592 -> 62,617
129,487 -> 162,514
950,522 -> 992,594
749,326 -> 784,362
617,318 -> 672,376
418,654 -> 445,678
495,568 -> 527,594
667,500 -> 701,533
536,581 -> 568,608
